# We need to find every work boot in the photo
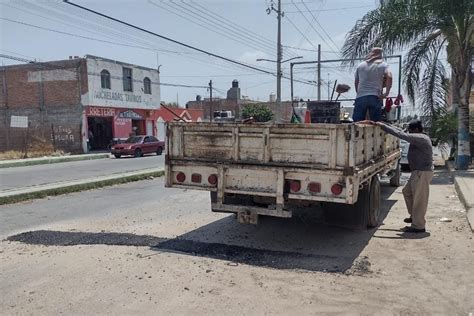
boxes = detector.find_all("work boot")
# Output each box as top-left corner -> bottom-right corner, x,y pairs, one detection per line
401,226 -> 426,233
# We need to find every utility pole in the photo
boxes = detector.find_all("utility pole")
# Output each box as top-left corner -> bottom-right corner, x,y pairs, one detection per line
317,44 -> 321,100
276,0 -> 282,108
327,73 -> 331,101
209,80 -> 213,122
267,0 -> 284,121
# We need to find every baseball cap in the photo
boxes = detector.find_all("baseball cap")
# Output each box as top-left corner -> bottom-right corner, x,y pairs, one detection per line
408,119 -> 423,131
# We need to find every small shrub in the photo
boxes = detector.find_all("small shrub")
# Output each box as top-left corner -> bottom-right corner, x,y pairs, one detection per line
241,104 -> 274,122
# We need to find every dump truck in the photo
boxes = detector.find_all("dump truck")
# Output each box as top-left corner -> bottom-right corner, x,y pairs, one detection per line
165,122 -> 401,228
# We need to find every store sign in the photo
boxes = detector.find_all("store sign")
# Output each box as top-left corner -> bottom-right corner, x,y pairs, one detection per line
87,107 -> 115,117
94,91 -> 142,103
119,110 -> 143,120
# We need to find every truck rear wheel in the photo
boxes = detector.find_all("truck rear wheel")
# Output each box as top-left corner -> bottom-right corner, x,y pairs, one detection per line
367,175 -> 381,227
323,175 -> 380,229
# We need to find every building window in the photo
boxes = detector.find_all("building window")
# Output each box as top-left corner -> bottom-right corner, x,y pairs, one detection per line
143,77 -> 151,94
100,70 -> 111,89
123,67 -> 133,92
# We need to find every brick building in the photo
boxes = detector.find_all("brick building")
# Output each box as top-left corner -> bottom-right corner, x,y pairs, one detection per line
0,55 -> 164,153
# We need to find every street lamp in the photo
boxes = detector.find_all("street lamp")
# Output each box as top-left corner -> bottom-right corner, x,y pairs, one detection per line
256,56 -> 303,103
256,56 -> 303,63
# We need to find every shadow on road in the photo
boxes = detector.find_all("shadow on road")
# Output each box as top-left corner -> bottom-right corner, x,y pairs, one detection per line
7,185 -> 400,274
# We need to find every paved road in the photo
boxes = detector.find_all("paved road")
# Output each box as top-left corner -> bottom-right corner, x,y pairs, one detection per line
0,154 -> 164,191
1,170 -> 472,314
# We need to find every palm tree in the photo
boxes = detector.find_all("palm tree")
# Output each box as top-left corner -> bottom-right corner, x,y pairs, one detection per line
342,0 -> 473,169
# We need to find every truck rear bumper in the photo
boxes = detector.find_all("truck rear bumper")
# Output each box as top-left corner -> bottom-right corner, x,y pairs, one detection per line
211,203 -> 292,224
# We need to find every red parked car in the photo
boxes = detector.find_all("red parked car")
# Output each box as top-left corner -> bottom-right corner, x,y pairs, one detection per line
111,135 -> 165,158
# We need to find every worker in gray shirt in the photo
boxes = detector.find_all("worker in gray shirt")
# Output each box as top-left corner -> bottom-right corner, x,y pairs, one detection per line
376,119 -> 433,233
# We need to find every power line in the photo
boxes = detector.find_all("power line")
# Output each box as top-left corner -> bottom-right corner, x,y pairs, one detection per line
282,45 -> 339,53
2,4 -> 248,76
0,54 -> 208,89
62,0 -> 278,76
3,2 -> 279,79
186,0 -> 303,59
284,4 -> 375,13
61,1 -> 314,86
162,73 -> 267,78
0,49 -> 40,61
290,0 -> 339,54
3,1 -> 314,87
245,80 -> 275,89
148,0 -> 278,59
24,0 -> 264,77
285,15 -> 318,51
2,2 -> 200,58
0,18 -> 198,55
300,1 -> 340,53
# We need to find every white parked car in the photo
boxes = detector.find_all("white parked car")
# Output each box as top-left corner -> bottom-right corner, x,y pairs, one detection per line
400,139 -> 409,170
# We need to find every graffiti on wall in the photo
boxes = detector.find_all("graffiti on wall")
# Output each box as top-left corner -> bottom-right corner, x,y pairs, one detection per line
51,125 -> 75,143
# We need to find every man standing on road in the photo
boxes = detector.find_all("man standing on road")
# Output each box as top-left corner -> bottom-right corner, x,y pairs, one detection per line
374,119 -> 433,233
352,47 -> 393,122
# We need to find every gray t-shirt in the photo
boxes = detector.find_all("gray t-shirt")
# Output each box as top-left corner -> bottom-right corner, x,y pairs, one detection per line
381,124 -> 433,171
355,61 -> 389,98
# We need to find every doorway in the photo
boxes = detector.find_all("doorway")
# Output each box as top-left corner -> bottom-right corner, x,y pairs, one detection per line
87,117 -> 113,150
131,120 -> 145,136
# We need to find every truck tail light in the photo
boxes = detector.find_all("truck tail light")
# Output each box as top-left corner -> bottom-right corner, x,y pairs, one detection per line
308,182 -> 321,193
191,173 -> 202,183
208,174 -> 218,186
289,180 -> 301,193
176,172 -> 186,183
331,183 -> 343,195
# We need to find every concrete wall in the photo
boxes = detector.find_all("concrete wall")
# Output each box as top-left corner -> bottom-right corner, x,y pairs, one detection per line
0,59 -> 87,153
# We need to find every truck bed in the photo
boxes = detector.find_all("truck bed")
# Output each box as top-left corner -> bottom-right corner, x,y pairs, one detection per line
165,123 -> 400,210
166,122 -> 399,173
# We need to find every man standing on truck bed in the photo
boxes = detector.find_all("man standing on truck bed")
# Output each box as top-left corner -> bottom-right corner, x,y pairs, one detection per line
353,47 -> 393,122
375,119 -> 433,233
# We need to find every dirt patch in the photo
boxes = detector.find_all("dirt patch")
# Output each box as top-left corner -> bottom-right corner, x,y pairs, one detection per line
344,255 -> 372,276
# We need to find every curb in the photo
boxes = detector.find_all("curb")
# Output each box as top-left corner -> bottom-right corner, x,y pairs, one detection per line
0,168 -> 164,205
454,176 -> 474,232
447,161 -> 474,232
0,153 -> 110,169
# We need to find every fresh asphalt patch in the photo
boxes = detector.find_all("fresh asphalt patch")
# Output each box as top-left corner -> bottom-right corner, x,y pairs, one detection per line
6,230 -> 369,274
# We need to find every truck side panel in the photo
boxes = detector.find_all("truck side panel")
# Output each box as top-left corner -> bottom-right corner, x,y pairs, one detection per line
168,123 -> 398,170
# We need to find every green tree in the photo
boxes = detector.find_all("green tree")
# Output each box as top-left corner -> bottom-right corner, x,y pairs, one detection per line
342,0 -> 473,169
241,104 -> 274,122
430,108 -> 458,143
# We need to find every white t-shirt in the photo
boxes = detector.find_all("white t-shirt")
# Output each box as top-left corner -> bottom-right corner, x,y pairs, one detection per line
355,61 -> 389,98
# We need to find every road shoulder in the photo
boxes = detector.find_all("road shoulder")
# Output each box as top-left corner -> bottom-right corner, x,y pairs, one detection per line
0,153 -> 110,169
0,168 -> 164,205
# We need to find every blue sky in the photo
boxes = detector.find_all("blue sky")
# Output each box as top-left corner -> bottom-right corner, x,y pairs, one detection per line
1,0 -> 388,106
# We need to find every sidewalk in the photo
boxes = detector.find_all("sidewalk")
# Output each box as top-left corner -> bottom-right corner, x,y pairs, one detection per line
447,161 -> 474,231
0,168 -> 164,205
0,153 -> 110,168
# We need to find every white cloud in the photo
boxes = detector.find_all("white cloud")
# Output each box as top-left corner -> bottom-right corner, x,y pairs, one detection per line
237,50 -> 269,65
